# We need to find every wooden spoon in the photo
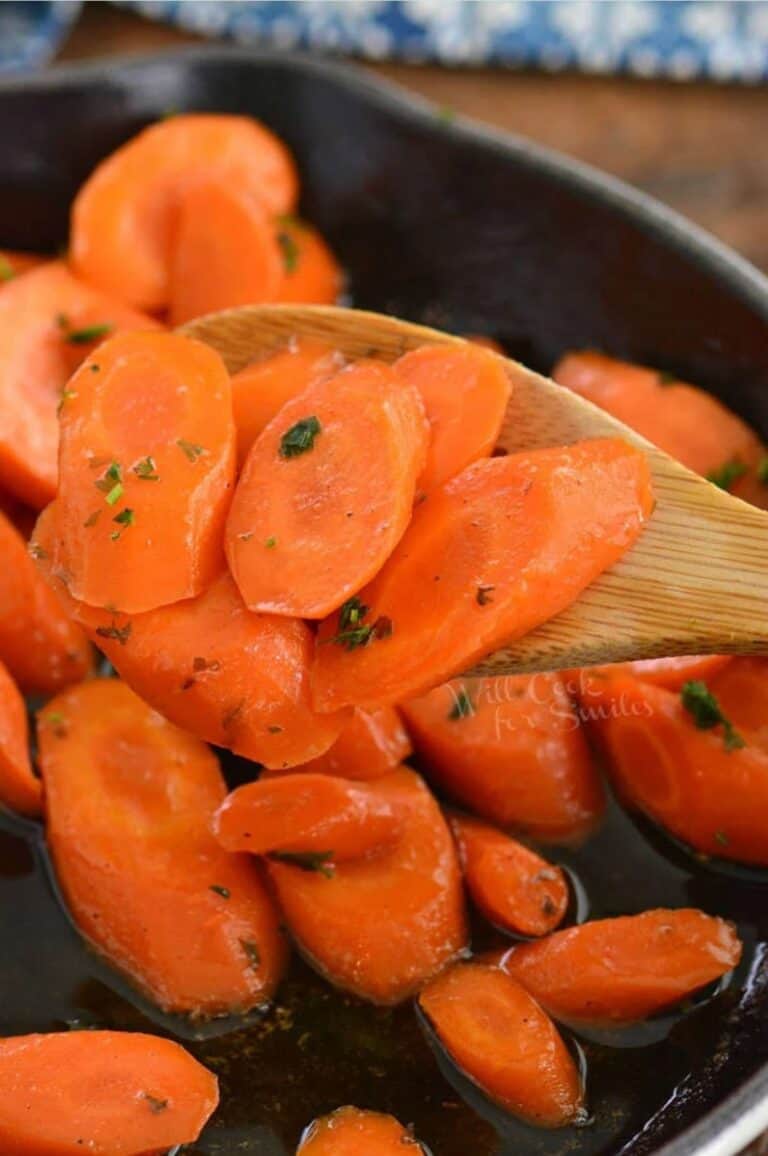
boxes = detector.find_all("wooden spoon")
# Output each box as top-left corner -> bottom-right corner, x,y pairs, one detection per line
182,304 -> 768,676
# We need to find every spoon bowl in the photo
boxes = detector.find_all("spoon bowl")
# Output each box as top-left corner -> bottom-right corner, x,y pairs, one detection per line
182,304 -> 768,676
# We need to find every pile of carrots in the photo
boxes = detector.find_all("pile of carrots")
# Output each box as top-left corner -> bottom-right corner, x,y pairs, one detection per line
0,111 -> 764,1155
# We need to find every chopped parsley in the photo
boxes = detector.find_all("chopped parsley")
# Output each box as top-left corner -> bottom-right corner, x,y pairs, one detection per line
64,322 -> 113,345
177,438 -> 205,463
133,456 -> 159,481
707,459 -> 748,492
83,510 -> 101,528
758,456 -> 768,485
338,596 -> 369,630
110,508 -> 134,539
95,620 -> 132,646
327,614 -> 392,651
142,1093 -> 168,1114
476,585 -> 495,606
56,388 -> 77,416
95,462 -> 122,498
45,711 -> 68,737
268,724 -> 283,734
277,228 -> 300,274
681,680 -> 745,751
279,416 -> 321,459
448,687 -> 475,721
192,656 -> 220,673
0,255 -> 15,282
209,885 -> 230,899
269,850 -> 336,878
240,939 -> 261,969
265,536 -> 277,549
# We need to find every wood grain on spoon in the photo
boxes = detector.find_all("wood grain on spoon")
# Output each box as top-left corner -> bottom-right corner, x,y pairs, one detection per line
181,305 -> 768,676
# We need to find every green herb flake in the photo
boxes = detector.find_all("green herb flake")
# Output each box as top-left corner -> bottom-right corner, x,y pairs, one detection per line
95,620 -> 132,646
327,614 -> 392,651
90,363 -> 101,373
83,510 -> 102,529
193,656 -> 220,673
142,1093 -> 168,1114
268,724 -> 283,734
265,536 -> 277,549
706,459 -> 748,492
277,228 -> 300,274
714,830 -> 730,847
269,850 -> 336,878
95,462 -> 122,496
209,885 -> 230,899
0,255 -> 15,282
681,680 -> 745,751
177,438 -> 205,463
105,481 -> 124,507
476,585 -> 495,606
338,596 -> 369,631
133,456 -> 159,481
279,416 -> 321,459
757,456 -> 768,485
63,322 -> 113,346
240,939 -> 261,969
448,687 -> 475,721
45,711 -> 68,737
57,388 -> 77,416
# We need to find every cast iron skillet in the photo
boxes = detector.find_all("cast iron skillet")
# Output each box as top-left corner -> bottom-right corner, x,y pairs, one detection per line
0,48 -> 766,1156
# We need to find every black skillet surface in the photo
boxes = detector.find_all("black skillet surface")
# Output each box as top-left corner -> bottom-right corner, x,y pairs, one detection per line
0,48 -> 767,1156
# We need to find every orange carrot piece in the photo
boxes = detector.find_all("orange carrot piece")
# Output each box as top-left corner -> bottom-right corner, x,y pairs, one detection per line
56,330 -> 235,613
296,706 -> 412,779
272,216 -> 343,305
571,654 -> 733,693
707,657 -> 768,748
214,773 -> 402,860
0,249 -> 46,280
578,668 -> 768,864
0,261 -> 157,508
0,660 -> 41,817
313,438 -> 653,710
70,570 -> 347,769
227,360 -> 428,618
71,113 -> 298,310
0,1030 -> 218,1156
450,814 -> 568,937
395,344 -> 512,491
297,1106 -> 423,1154
418,962 -> 585,1127
401,676 -> 603,843
232,339 -> 342,466
268,767 -> 467,1003
0,508 -> 91,694
169,178 -> 284,326
553,350 -> 768,508
499,909 -> 741,1026
39,678 -> 287,1015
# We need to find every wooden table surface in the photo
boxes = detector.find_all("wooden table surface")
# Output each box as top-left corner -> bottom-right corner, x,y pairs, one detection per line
60,2 -> 768,273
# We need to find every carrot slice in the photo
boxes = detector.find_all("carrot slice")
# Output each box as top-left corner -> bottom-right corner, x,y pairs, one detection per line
169,178 -> 284,326
70,570 -> 347,769
39,678 -> 287,1015
418,962 -> 585,1127
71,113 -> 298,310
578,668 -> 768,864
313,438 -> 653,710
0,261 -> 157,508
553,350 -> 768,509
214,773 -> 403,860
56,330 -> 235,613
268,767 -> 467,1003
272,216 -> 342,305
401,676 -> 603,843
0,249 -> 46,280
572,655 -> 733,693
297,1106 -> 423,1154
295,706 -> 412,779
0,1030 -> 218,1156
0,660 -> 41,818
395,344 -> 512,491
499,909 -> 741,1025
232,339 -> 342,466
227,360 -> 428,618
450,814 -> 567,937
0,508 -> 92,694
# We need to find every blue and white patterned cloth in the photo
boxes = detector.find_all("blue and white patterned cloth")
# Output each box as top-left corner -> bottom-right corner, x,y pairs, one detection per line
4,1 -> 768,83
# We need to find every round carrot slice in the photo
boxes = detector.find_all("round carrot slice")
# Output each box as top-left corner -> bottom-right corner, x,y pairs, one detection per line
0,660 -> 41,817
56,330 -> 235,613
71,113 -> 298,310
298,1106 -> 424,1154
0,1030 -> 218,1155
418,962 -> 585,1127
227,360 -> 428,618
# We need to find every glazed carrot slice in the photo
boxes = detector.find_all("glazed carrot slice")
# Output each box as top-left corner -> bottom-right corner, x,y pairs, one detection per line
450,814 -> 567,937
578,669 -> 768,864
401,676 -> 603,843
707,657 -> 768,747
395,344 -> 512,491
227,360 -> 428,618
56,330 -> 235,613
272,216 -> 343,305
214,773 -> 403,860
0,249 -> 46,280
70,570 -> 347,769
71,113 -> 298,310
418,962 -> 585,1127
571,655 -> 733,693
232,339 -> 341,466
553,350 -> 768,508
0,1030 -> 218,1156
499,909 -> 741,1025
268,767 -> 467,1003
0,508 -> 91,694
313,438 -> 653,710
297,1106 -> 423,1154
296,706 -> 412,779
0,661 -> 41,818
169,178 -> 284,326
39,678 -> 287,1015
0,261 -> 157,508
